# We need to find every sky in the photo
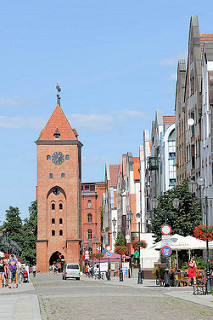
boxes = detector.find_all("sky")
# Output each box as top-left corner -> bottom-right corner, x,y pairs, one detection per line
0,0 -> 212,222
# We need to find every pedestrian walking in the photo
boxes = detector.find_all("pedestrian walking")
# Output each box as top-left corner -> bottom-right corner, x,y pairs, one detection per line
16,261 -> 21,285
8,254 -> 18,289
33,265 -> 37,277
188,257 -> 197,285
0,259 -> 5,287
4,259 -> 9,287
20,265 -> 25,282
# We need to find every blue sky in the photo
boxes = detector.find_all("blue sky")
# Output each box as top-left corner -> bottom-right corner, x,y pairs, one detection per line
0,0 -> 212,221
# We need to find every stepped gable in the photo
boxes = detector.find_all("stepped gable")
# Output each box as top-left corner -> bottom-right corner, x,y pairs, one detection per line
37,105 -> 78,141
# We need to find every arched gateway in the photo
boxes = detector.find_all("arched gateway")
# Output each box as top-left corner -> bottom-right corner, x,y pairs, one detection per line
36,102 -> 83,273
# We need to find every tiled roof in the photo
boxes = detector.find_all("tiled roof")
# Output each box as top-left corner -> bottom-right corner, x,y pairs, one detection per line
200,34 -> 213,58
109,165 -> 119,187
163,116 -> 175,125
37,105 -> 78,141
133,157 -> 140,180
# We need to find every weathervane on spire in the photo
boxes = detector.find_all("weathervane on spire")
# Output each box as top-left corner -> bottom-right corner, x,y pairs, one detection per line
56,83 -> 61,106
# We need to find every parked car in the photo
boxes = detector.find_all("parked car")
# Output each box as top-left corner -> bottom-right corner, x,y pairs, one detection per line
62,264 -> 81,280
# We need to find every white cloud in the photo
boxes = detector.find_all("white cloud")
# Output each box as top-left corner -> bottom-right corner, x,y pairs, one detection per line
0,96 -> 26,107
0,116 -> 48,129
112,109 -> 146,120
159,52 -> 187,66
168,72 -> 177,81
0,108 -> 147,130
69,113 -> 113,131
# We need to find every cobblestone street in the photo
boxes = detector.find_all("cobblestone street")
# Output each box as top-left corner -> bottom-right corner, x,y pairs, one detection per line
32,274 -> 213,320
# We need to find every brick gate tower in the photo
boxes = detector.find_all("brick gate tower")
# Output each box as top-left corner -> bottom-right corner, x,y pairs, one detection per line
36,99 -> 83,273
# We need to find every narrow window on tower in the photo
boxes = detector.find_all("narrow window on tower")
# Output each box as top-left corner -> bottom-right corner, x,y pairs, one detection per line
59,218 -> 63,224
47,155 -> 51,160
49,173 -> 53,179
52,218 -> 55,224
88,214 -> 92,223
59,203 -> 63,210
88,229 -> 92,239
52,230 -> 55,236
52,203 -> 55,210
88,200 -> 91,208
66,155 -> 69,160
59,230 -> 63,236
61,173 -> 65,178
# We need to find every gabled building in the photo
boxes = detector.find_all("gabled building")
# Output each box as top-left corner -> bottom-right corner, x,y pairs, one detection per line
176,16 -> 213,183
81,182 -> 105,253
103,163 -> 120,251
150,110 -> 176,199
201,42 -> 213,225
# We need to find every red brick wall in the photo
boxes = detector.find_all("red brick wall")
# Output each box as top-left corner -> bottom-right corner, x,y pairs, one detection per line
36,143 -> 81,273
81,183 -> 104,252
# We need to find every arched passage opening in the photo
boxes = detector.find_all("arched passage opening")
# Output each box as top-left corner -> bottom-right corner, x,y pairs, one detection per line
49,251 -> 62,267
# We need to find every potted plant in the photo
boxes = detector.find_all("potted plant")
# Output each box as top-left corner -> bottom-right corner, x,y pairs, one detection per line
115,246 -> 128,255
132,240 -> 148,250
194,224 -> 213,241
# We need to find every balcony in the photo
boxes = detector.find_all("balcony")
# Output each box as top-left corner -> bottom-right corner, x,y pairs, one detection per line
147,157 -> 159,171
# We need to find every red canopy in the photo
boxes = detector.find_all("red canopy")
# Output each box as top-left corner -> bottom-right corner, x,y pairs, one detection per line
88,252 -> 131,263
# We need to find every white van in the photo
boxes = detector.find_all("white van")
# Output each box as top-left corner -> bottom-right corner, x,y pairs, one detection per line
62,264 -> 81,280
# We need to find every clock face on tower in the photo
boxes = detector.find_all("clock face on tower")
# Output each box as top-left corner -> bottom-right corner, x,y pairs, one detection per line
52,151 -> 65,165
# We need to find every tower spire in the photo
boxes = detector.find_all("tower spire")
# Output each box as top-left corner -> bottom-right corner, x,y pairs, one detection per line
56,83 -> 61,106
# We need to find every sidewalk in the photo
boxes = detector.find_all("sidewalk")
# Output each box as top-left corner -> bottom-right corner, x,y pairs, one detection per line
83,275 -> 213,309
0,280 -> 41,320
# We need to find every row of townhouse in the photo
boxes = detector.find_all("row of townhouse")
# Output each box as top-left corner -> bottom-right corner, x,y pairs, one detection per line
175,16 -> 213,225
102,15 -> 213,270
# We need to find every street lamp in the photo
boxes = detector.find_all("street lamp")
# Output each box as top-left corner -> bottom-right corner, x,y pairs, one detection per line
172,198 -> 180,210
126,211 -> 133,227
188,177 -> 211,294
136,212 -> 143,284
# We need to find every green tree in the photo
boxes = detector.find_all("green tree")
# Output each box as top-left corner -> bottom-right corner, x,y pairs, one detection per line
20,201 -> 37,265
151,180 -> 202,242
2,206 -> 22,245
0,201 -> 37,265
115,230 -> 125,247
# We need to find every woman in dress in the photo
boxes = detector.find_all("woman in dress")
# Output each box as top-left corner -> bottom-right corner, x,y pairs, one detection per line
0,259 -> 5,287
188,257 -> 196,285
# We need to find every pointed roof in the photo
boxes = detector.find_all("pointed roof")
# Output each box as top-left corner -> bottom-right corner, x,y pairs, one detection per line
109,164 -> 120,187
37,105 -> 78,141
163,116 -> 175,125
133,157 -> 140,180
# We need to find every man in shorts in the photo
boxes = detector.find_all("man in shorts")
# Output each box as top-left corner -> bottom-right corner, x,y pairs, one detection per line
8,254 -> 17,288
